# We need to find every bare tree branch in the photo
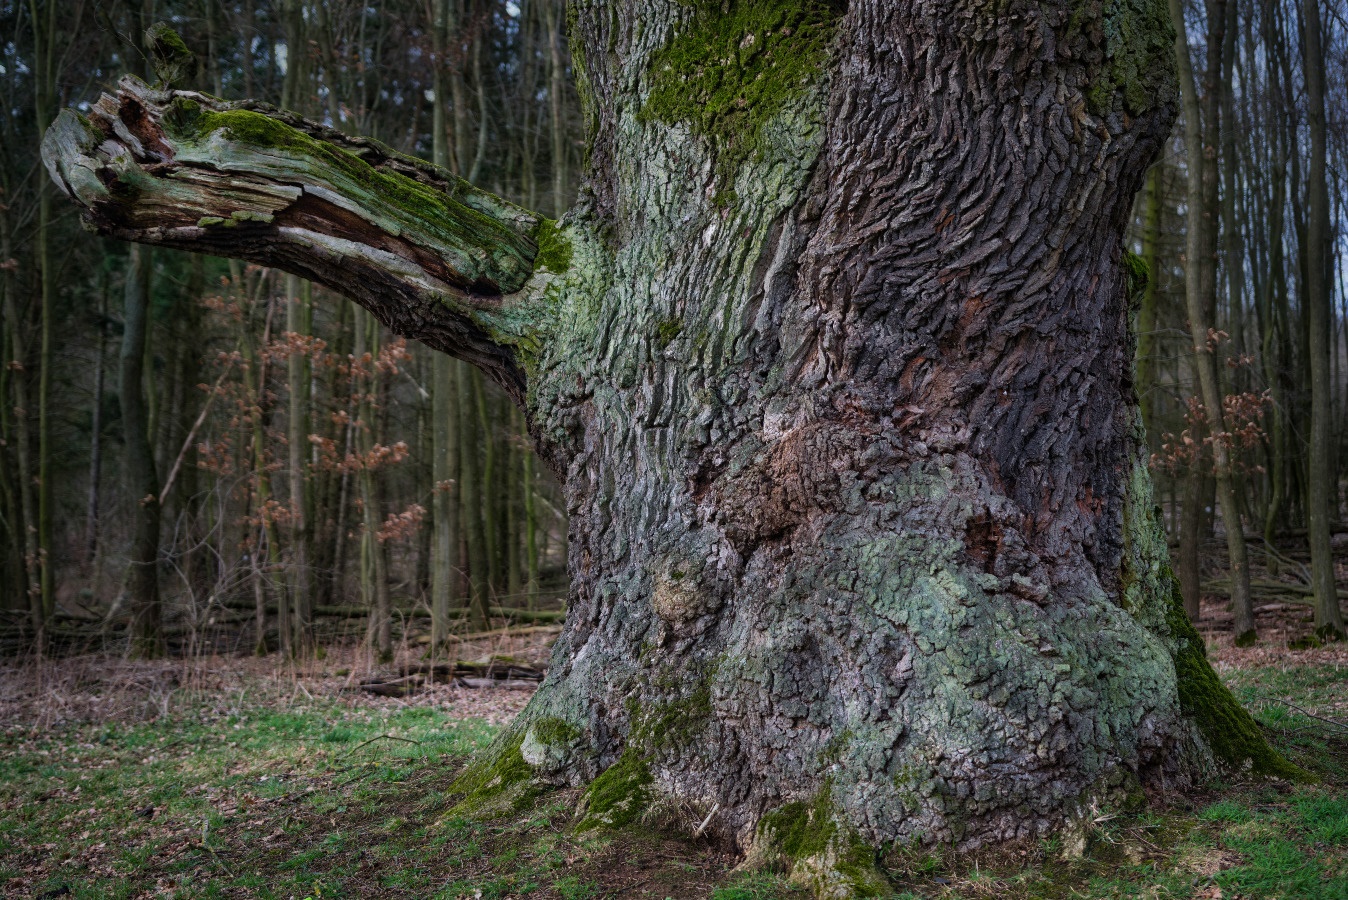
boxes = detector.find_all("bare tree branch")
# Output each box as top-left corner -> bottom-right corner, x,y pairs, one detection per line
42,75 -> 563,400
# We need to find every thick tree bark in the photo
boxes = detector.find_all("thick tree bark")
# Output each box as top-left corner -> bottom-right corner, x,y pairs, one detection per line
44,4 -> 1298,893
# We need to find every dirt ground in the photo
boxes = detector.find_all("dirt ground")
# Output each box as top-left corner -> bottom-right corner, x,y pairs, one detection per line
0,596 -> 1344,899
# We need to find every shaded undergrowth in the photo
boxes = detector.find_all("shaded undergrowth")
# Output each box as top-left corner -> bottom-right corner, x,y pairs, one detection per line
0,658 -> 1343,899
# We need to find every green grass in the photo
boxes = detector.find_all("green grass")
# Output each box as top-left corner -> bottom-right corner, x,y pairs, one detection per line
0,698 -> 497,899
0,658 -> 1343,898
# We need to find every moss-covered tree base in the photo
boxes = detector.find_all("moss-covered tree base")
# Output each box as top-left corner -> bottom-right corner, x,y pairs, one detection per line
1164,578 -> 1307,781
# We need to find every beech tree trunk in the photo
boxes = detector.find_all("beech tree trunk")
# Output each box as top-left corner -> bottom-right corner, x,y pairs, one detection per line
1170,0 -> 1256,643
1301,0 -> 1347,641
121,244 -> 163,658
43,3 -> 1296,894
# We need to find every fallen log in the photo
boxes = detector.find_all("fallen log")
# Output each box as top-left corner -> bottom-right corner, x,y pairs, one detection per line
1202,578 -> 1348,603
355,654 -> 549,696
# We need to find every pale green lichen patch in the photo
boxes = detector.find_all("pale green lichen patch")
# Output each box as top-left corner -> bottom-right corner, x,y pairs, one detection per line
642,0 -> 842,197
576,750 -> 653,830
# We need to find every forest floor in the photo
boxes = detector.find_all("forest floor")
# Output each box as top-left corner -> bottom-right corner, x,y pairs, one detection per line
0,600 -> 1345,900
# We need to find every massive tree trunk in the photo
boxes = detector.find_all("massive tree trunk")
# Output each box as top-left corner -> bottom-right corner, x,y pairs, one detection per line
43,3 -> 1296,893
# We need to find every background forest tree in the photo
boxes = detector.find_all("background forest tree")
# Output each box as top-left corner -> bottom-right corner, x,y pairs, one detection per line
1135,0 -> 1348,645
1,0 -> 1347,660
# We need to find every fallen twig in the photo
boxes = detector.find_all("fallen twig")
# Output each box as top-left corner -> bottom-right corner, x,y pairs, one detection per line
1252,694 -> 1348,733
344,733 -> 425,757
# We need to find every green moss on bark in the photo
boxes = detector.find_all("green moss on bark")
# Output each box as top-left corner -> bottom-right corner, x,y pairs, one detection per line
1121,459 -> 1303,780
642,0 -> 842,200
1124,249 -> 1149,301
160,100 -> 538,290
760,793 -> 836,860
757,787 -> 890,897
146,23 -> 196,88
1079,0 -> 1177,116
450,732 -> 539,815
569,679 -> 714,833
1162,571 -> 1306,780
531,218 -> 573,273
576,750 -> 653,830
531,716 -> 582,746
654,318 -> 683,348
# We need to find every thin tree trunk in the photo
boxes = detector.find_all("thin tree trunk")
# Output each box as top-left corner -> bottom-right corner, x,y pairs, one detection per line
1220,1 -> 1245,381
523,410 -> 539,611
286,274 -> 315,654
86,283 -> 107,561
1179,467 -> 1204,621
30,0 -> 58,622
475,375 -> 500,600
450,0 -> 471,178
544,0 -> 567,217
1171,0 -> 1255,642
1137,166 -> 1163,432
459,368 -> 488,630
252,526 -> 269,656
430,0 -> 463,654
0,229 -> 19,615
1,223 -> 42,646
507,406 -> 523,602
468,15 -> 488,185
1301,0 -> 1346,640
1261,11 -> 1290,568
240,278 -> 289,656
354,308 -> 392,661
122,245 -> 163,657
